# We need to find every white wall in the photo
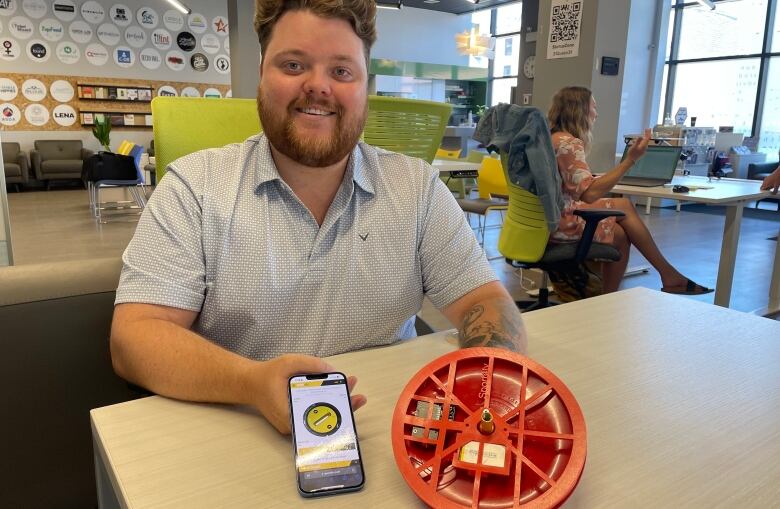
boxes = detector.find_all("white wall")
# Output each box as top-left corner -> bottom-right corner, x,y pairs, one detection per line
373,7 -> 474,66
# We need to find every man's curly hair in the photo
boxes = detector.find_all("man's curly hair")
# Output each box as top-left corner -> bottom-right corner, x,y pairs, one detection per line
254,0 -> 377,65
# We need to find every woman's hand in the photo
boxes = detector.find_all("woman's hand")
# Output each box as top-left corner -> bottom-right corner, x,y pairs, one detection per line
626,128 -> 652,163
760,166 -> 780,194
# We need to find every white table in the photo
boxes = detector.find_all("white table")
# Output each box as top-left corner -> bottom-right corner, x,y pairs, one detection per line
612,175 -> 778,313
92,288 -> 780,508
431,158 -> 481,176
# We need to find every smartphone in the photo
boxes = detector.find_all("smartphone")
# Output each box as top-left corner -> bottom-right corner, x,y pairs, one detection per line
288,372 -> 365,497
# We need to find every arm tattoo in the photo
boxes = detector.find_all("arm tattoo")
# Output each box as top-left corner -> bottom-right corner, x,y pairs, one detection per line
458,301 -> 524,352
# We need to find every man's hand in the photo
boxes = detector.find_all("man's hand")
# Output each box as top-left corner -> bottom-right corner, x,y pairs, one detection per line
761,166 -> 780,194
246,354 -> 367,434
627,128 -> 652,163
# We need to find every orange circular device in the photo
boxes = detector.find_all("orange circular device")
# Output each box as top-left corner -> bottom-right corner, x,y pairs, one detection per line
391,347 -> 586,508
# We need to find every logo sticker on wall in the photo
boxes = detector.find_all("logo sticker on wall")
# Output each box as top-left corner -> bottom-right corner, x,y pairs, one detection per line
39,18 -> 64,41
157,85 -> 177,96
26,38 -> 49,61
151,28 -> 171,49
0,38 -> 20,60
22,0 -> 46,19
203,87 -> 221,98
69,20 -> 93,43
190,52 -> 207,72
212,16 -> 227,35
109,3 -> 130,27
52,103 -> 76,126
52,0 -> 76,22
22,77 -> 45,100
176,31 -> 194,51
124,25 -> 145,48
114,45 -> 133,67
84,42 -> 107,65
137,6 -> 157,28
9,15 -> 33,39
180,86 -> 199,97
56,40 -> 78,63
0,77 -> 18,100
0,0 -> 18,17
24,102 -> 48,126
165,49 -> 184,71
187,12 -> 206,34
214,54 -> 230,74
162,9 -> 183,31
96,22 -> 119,45
200,33 -> 219,54
80,1 -> 105,24
0,103 -> 21,126
139,46 -> 160,69
49,79 -> 74,102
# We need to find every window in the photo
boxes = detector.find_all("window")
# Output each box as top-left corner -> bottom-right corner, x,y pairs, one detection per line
472,2 -> 523,106
661,0 -> 779,155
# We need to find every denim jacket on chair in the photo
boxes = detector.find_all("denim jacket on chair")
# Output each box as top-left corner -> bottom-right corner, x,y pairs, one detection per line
473,104 -> 563,232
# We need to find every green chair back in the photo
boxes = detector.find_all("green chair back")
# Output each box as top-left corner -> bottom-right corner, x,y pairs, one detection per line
151,97 -> 261,182
364,96 -> 452,164
497,152 -> 550,262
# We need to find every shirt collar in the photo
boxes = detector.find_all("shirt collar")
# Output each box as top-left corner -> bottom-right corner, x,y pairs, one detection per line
252,134 -> 376,196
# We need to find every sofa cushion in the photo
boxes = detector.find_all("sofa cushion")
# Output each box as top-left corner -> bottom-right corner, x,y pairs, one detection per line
41,159 -> 84,173
34,140 -> 83,160
4,162 -> 21,177
2,141 -> 20,161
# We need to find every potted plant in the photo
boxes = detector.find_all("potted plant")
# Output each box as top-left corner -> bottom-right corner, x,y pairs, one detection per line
474,104 -> 488,125
92,116 -> 112,152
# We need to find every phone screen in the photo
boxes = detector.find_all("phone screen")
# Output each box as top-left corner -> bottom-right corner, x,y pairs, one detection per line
288,372 -> 365,496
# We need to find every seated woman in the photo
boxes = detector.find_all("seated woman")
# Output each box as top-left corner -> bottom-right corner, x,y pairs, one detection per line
548,86 -> 712,295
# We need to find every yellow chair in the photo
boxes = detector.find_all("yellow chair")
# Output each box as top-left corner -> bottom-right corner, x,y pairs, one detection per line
364,96 -> 452,164
497,152 -> 623,308
435,148 -> 461,160
152,97 -> 261,182
456,154 -> 509,245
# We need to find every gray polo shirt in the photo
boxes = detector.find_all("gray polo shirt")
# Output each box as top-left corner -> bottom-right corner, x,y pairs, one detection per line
116,134 -> 497,360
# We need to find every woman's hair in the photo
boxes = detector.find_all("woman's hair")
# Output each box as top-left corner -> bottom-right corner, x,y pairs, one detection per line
548,86 -> 593,150
254,0 -> 377,66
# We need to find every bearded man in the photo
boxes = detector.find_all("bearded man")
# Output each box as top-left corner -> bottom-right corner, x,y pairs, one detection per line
110,0 -> 526,434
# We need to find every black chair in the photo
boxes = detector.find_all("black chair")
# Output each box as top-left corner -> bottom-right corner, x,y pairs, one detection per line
748,161 -> 780,211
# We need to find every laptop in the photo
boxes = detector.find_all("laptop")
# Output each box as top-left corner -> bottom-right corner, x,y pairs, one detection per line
615,145 -> 682,187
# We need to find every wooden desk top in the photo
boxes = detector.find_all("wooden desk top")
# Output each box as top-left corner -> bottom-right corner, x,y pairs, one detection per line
91,288 -> 780,508
612,176 -> 769,204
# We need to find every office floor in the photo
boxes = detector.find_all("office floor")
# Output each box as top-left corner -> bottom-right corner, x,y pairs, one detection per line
6,188 -> 780,326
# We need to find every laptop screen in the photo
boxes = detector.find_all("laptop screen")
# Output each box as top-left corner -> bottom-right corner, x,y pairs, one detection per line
620,145 -> 682,180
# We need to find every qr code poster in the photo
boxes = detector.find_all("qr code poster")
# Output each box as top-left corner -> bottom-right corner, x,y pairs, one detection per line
547,0 -> 583,60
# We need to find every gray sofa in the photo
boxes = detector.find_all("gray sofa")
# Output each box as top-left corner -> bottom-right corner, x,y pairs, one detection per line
0,258 -> 150,508
31,140 -> 94,189
2,141 -> 29,191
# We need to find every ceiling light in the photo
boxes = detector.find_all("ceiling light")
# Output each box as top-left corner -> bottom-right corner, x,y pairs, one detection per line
695,0 -> 715,9
164,0 -> 191,15
466,0 -> 480,4
455,28 -> 494,58
377,0 -> 403,9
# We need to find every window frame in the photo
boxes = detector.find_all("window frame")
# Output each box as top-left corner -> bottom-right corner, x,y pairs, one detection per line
485,5 -> 523,106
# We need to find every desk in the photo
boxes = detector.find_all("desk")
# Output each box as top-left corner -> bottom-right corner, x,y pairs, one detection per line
92,288 -> 780,508
612,176 -> 777,312
432,158 -> 481,178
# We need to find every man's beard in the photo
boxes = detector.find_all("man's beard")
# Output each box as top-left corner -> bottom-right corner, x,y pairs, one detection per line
257,88 -> 366,168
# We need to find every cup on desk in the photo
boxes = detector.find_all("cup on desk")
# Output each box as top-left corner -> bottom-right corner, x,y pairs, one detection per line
690,116 -> 697,127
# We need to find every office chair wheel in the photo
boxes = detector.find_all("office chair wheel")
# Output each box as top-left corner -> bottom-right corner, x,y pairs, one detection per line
392,348 -> 586,508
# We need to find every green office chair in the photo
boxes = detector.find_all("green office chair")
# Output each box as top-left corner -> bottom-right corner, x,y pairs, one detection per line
364,96 -> 452,164
498,153 -> 624,309
151,97 -> 261,182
